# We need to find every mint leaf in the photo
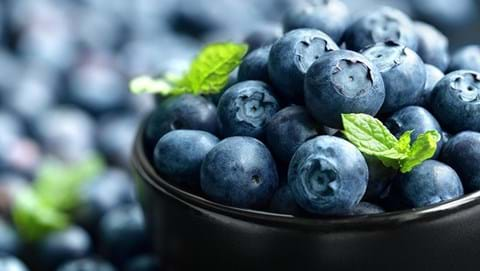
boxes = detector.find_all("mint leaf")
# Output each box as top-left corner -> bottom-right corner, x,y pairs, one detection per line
129,42 -> 248,96
396,130 -> 413,153
342,113 -> 399,156
185,42 -> 248,94
400,130 -> 441,173
342,114 -> 440,173
34,155 -> 105,211
12,188 -> 69,241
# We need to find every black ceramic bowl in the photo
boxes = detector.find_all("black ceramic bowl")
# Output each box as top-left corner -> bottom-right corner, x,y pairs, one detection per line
131,124 -> 480,271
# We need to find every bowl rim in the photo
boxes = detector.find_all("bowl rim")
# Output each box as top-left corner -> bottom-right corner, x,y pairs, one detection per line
132,122 -> 480,230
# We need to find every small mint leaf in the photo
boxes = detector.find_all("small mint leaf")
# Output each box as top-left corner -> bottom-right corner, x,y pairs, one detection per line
12,188 -> 69,241
186,42 -> 248,95
342,113 -> 399,156
400,130 -> 441,173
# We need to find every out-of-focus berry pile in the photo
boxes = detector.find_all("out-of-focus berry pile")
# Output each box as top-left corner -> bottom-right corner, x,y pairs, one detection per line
0,0 -> 478,270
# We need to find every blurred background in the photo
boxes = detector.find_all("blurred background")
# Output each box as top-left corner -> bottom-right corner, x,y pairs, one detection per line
0,0 -> 479,270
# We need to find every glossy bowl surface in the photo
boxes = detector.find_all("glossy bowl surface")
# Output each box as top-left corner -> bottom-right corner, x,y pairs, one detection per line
132,124 -> 480,271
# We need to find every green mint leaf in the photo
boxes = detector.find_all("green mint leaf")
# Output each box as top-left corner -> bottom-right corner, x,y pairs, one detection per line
396,130 -> 413,153
342,113 -> 399,156
400,130 -> 441,173
12,188 -> 69,241
185,42 -> 248,95
34,155 -> 105,212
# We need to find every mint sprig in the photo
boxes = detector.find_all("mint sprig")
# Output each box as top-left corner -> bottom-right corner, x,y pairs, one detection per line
12,155 -> 105,241
130,42 -> 248,96
342,113 -> 441,173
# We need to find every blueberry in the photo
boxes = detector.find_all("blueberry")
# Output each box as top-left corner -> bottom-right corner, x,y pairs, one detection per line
440,132 -> 480,192
265,106 -> 321,163
76,169 -> 136,234
154,130 -> 219,190
0,255 -> 29,271
33,107 -> 96,162
414,22 -> 450,72
430,70 -> 480,133
409,0 -> 478,29
2,69 -> 58,124
124,255 -> 161,271
66,60 -> 129,116
97,115 -> 140,168
36,226 -> 92,270
98,205 -> 150,266
243,25 -> 282,52
390,160 -> 464,208
144,94 -> 218,148
238,45 -> 271,83
201,137 -> 279,209
385,106 -> 443,157
363,42 -> 426,113
349,202 -> 385,215
217,81 -> 279,138
344,7 -> 418,52
269,185 -> 303,215
363,155 -> 397,201
305,50 -> 385,128
283,0 -> 350,44
0,219 -> 20,256
418,64 -> 444,108
448,45 -> 480,73
288,136 -> 368,215
57,258 -> 116,271
268,28 -> 339,103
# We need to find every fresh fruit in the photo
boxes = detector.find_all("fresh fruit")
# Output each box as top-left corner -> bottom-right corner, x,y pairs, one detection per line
217,81 -> 279,138
201,137 -> 279,208
98,205 -> 150,267
283,0 -> 350,43
440,132 -> 480,192
363,155 -> 397,201
390,160 -> 464,208
430,70 -> 480,133
153,130 -> 219,190
75,169 -> 136,234
414,22 -> 450,72
238,45 -> 271,83
448,45 -> 480,73
36,226 -> 92,270
268,28 -> 339,103
344,7 -> 418,52
363,41 -> 426,114
418,64 -> 445,108
144,94 -> 218,148
288,136 -> 368,215
265,105 -> 321,164
305,49 -> 386,128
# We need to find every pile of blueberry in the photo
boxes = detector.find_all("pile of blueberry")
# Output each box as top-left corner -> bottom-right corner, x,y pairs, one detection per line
146,0 -> 480,219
